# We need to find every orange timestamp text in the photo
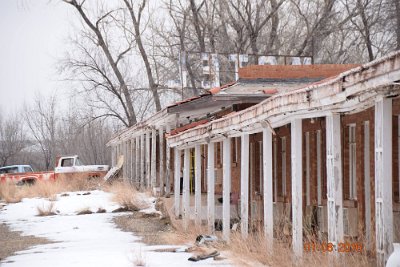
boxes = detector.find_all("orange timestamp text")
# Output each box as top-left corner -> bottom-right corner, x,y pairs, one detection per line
304,242 -> 363,253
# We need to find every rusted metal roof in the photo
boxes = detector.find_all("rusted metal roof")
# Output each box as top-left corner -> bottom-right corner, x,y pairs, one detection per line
167,51 -> 400,148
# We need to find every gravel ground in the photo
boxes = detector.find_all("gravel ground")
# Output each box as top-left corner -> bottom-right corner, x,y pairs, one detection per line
0,222 -> 52,263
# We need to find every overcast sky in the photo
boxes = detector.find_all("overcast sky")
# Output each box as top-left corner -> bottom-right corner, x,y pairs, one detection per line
0,0 -> 72,114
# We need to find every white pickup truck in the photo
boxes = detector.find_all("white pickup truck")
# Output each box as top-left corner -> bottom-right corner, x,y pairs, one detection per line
0,155 -> 109,184
55,155 -> 108,174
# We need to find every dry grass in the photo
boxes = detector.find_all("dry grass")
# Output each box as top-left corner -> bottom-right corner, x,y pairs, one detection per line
104,182 -> 151,211
0,177 -> 102,204
163,218 -> 373,267
36,202 -> 56,216
132,247 -> 147,267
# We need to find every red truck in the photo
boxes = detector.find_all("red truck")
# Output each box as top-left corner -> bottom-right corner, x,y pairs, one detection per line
0,155 -> 109,184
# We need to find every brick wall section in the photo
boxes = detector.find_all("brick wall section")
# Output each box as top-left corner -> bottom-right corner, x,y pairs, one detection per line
238,64 -> 360,80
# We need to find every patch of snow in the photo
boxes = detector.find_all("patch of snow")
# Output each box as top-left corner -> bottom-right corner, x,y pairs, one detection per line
0,190 -> 231,267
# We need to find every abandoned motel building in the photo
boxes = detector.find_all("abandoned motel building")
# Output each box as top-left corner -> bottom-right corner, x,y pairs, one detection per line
107,51 -> 400,265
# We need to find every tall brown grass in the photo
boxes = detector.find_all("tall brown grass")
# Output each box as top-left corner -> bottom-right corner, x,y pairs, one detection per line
0,176 -> 101,203
104,182 -> 151,211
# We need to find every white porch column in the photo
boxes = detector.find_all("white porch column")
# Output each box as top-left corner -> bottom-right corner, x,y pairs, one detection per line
140,134 -> 145,188
165,125 -> 172,195
263,128 -> 273,249
374,97 -> 393,266
240,134 -> 249,238
207,142 -> 215,233
223,138 -> 231,241
128,140 -> 132,180
159,127 -> 165,195
151,129 -> 157,188
135,136 -> 140,187
194,144 -> 202,226
122,141 -> 127,180
111,146 -> 116,167
326,114 -> 344,250
130,140 -> 135,184
146,132 -> 151,188
183,148 -> 190,231
174,148 -> 181,218
291,119 -> 303,258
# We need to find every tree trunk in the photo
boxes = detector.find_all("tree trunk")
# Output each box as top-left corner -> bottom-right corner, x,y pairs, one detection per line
65,0 -> 137,126
123,0 -> 162,112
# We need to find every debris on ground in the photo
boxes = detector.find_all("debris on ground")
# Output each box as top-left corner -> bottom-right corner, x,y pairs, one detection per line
195,234 -> 218,245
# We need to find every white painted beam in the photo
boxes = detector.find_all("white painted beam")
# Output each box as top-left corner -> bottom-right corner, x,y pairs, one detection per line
151,129 -> 157,188
207,142 -> 215,233
183,148 -> 190,231
291,119 -> 303,258
240,134 -> 249,238
159,127 -> 165,195
263,128 -> 273,249
195,144 -> 202,226
165,125 -> 172,195
326,114 -> 344,250
374,97 -> 393,266
174,148 -> 181,218
223,138 -> 231,241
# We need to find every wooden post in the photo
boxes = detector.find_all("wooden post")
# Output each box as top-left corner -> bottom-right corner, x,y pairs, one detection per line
263,128 -> 273,249
223,138 -> 231,241
146,132 -> 151,188
326,114 -> 344,251
195,144 -> 202,226
128,140 -> 132,180
159,127 -> 165,195
135,136 -> 139,187
165,125 -> 171,195
291,119 -> 303,258
140,134 -> 145,188
183,148 -> 190,231
364,121 -> 372,251
374,97 -> 393,266
317,130 -> 322,206
130,139 -> 135,185
151,129 -> 157,188
241,134 -> 249,238
111,145 -> 116,167
122,141 -> 127,180
207,142 -> 215,233
174,148 -> 181,217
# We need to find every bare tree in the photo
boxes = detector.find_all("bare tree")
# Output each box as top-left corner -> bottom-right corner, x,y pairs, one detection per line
122,0 -> 162,110
0,111 -> 27,166
63,0 -> 138,126
24,93 -> 58,170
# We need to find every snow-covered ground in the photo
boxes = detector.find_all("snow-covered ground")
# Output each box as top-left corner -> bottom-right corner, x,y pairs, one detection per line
0,190 -> 231,267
